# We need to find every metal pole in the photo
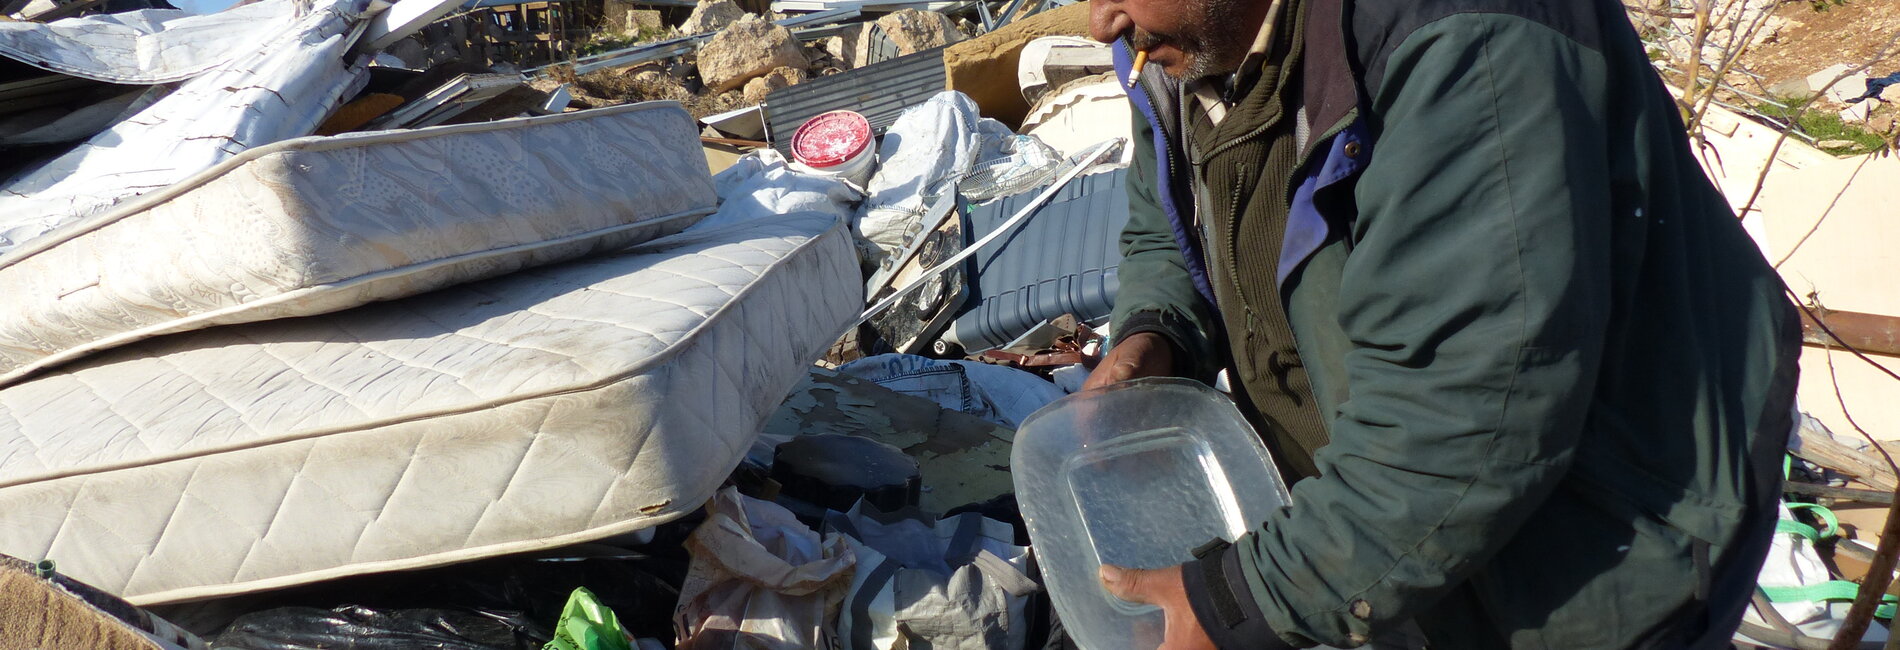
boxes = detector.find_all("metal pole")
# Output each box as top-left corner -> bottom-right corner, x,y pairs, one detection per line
1804,309 -> 1900,358
853,138 -> 1121,326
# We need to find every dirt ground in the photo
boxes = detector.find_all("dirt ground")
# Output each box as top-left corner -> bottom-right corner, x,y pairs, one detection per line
1739,0 -> 1900,89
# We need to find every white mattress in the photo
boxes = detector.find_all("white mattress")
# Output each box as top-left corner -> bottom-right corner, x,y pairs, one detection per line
0,213 -> 861,605
0,101 -> 716,389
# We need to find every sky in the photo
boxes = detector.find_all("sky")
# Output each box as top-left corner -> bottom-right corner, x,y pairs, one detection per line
168,0 -> 238,13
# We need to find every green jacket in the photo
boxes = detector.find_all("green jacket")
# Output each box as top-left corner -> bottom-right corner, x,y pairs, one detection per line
1108,0 -> 1802,647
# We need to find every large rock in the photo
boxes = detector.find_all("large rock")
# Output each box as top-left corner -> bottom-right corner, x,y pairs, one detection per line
681,0 -> 746,35
942,2 -> 1090,127
853,9 -> 963,65
697,14 -> 808,93
743,66 -> 806,105
824,30 -> 860,69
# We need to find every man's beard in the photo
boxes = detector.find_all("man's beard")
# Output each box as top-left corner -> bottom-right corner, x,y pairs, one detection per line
1132,0 -> 1250,81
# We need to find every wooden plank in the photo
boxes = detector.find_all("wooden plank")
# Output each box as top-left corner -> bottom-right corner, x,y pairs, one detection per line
1794,418 -> 1899,492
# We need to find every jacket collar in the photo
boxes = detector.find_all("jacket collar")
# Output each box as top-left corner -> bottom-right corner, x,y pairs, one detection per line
1298,0 -> 1360,159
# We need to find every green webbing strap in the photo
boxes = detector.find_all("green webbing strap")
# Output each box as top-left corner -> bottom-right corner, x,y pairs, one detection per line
1761,581 -> 1899,619
1777,518 -> 1824,542
1763,494 -> 1886,618
1785,503 -> 1841,541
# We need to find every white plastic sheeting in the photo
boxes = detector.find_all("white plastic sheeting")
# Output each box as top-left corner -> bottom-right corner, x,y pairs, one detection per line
0,0 -> 373,254
0,1 -> 306,84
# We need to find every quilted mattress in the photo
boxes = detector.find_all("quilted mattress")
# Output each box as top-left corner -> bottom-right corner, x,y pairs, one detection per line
0,101 -> 716,389
0,213 -> 861,605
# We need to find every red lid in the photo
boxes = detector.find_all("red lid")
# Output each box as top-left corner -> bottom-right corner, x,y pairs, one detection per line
790,110 -> 872,168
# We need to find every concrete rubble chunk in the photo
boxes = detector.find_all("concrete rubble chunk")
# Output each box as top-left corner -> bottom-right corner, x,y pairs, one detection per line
1815,139 -> 1857,149
824,31 -> 860,69
743,66 -> 805,105
1839,102 -> 1871,123
1826,74 -> 1873,105
681,0 -> 747,35
854,9 -> 963,64
697,14 -> 808,93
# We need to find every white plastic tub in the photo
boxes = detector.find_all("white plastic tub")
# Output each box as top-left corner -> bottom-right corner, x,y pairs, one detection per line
1013,378 -> 1292,650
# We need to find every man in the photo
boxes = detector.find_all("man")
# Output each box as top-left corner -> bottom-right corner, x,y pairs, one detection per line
1080,0 -> 1802,647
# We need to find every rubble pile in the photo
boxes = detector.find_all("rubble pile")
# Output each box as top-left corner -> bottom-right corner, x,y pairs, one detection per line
543,0 -> 1065,122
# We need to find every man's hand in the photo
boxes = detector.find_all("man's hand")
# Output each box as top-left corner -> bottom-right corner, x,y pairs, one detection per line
1085,331 -> 1177,390
1101,564 -> 1218,650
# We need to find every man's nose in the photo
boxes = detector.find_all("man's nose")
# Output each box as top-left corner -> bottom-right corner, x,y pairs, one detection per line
1089,0 -> 1133,44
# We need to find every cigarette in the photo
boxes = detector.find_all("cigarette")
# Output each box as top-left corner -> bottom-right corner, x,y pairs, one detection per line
1127,49 -> 1148,88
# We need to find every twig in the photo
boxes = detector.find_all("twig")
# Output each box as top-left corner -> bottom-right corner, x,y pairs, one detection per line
1772,155 -> 1874,268
1821,316 -> 1896,471
1785,480 -> 1896,505
1688,0 -> 1783,131
1810,293 -> 1900,650
1828,479 -> 1900,650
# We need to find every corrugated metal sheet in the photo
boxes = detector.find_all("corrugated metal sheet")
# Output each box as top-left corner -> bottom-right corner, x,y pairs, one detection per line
763,46 -> 946,157
946,168 -> 1129,352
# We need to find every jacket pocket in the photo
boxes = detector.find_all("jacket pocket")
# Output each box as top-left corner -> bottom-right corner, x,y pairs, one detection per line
1462,479 -> 1707,649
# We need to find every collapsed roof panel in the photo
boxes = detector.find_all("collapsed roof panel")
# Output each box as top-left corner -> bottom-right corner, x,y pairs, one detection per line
0,0 -> 304,84
763,45 -> 946,157
945,168 -> 1128,354
0,0 -> 373,254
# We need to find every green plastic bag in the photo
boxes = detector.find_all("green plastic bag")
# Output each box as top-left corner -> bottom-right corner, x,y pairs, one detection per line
543,587 -> 635,650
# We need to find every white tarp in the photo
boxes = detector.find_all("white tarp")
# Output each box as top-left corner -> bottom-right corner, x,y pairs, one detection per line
0,0 -> 372,254
0,1 -> 306,84
694,148 -> 862,232
854,91 -> 1065,265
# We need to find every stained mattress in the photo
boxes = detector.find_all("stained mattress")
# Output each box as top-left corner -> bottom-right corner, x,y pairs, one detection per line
0,213 -> 860,605
0,101 -> 716,388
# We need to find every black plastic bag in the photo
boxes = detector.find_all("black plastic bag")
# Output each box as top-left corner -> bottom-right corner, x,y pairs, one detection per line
203,549 -> 687,649
213,605 -> 534,650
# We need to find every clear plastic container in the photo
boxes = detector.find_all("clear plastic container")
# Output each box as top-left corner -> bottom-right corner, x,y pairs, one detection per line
1013,378 -> 1291,650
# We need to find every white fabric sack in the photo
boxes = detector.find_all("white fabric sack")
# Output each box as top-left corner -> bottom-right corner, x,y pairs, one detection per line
676,487 -> 858,650
1735,503 -> 1889,647
825,501 -> 1038,650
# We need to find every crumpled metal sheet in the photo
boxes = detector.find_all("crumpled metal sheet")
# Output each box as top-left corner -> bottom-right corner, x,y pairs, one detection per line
0,0 -> 307,84
0,0 -> 372,255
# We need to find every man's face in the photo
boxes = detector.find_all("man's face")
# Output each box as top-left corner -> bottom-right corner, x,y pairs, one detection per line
1089,0 -> 1251,81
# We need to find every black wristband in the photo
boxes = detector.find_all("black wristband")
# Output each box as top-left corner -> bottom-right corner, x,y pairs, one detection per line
1182,539 -> 1291,649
